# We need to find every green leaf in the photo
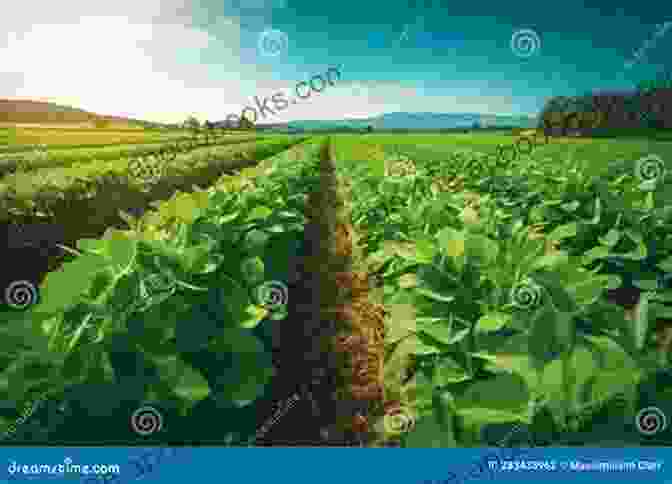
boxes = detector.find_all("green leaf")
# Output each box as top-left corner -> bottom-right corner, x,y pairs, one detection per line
239,305 -> 268,329
240,257 -> 265,285
413,239 -> 439,263
561,201 -> 580,212
181,243 -> 218,274
582,246 -> 612,265
403,393 -> 457,447
657,256 -> 672,272
417,318 -> 461,345
176,306 -> 221,352
476,312 -> 511,333
218,276 -> 255,328
530,252 -> 570,271
567,275 -> 611,306
465,233 -> 499,264
456,374 -> 530,413
548,222 -> 578,241
632,275 -> 659,291
479,335 -> 538,390
209,328 -> 275,405
34,253 -> 109,315
599,229 -> 621,247
401,334 -> 442,356
404,371 -> 435,414
385,304 -> 418,343
528,304 -> 574,370
152,356 -> 210,404
103,232 -> 138,275
433,357 -> 470,386
415,288 -> 456,303
245,205 -> 273,222
242,229 -> 270,254
369,157 -> 386,178
540,344 -> 596,413
437,227 -> 466,258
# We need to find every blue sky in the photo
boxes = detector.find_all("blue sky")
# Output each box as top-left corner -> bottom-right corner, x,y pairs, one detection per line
1,0 -> 670,123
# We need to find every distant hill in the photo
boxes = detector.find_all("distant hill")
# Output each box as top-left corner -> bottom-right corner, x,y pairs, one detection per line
251,112 -> 539,131
0,99 -> 153,128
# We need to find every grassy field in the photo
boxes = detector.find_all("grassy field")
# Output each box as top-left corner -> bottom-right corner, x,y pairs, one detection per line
330,131 -> 672,166
0,126 -> 190,148
1,127 -> 671,447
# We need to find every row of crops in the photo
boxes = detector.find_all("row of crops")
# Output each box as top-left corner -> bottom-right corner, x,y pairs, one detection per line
0,134 -> 305,280
0,132 -> 261,177
0,137 -> 327,443
331,135 -> 672,445
1,131 -> 671,446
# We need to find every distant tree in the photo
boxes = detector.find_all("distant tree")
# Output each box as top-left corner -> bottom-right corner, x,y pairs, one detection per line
239,116 -> 255,130
366,125 -> 373,133
184,116 -> 200,132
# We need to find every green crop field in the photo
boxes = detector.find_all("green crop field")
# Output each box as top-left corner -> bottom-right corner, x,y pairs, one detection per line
1,128 -> 671,447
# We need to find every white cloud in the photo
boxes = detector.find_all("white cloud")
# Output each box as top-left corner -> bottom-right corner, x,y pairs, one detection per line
0,1 -> 522,123
0,1 -> 256,123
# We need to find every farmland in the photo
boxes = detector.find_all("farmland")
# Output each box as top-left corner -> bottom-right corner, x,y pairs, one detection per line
0,126 -> 671,447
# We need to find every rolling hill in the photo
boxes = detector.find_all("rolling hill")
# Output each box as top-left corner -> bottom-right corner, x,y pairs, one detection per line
0,99 -> 153,128
253,112 -> 539,131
